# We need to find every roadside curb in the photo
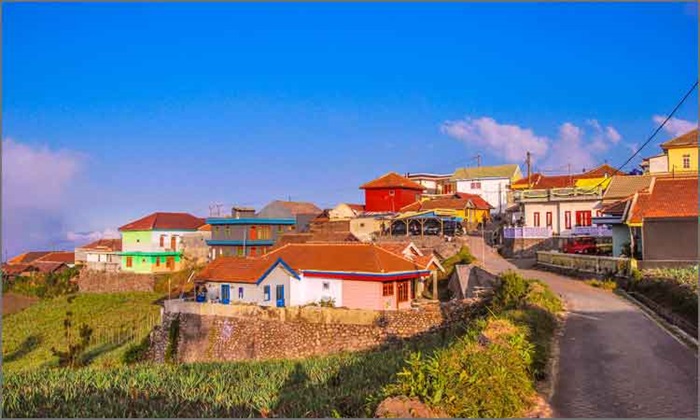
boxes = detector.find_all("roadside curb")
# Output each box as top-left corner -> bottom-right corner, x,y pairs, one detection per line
616,289 -> 698,353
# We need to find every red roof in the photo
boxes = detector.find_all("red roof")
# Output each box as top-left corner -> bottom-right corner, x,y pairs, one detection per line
346,203 -> 366,212
401,193 -> 492,212
37,252 -> 75,264
77,239 -> 122,252
511,164 -> 622,189
7,251 -> 51,265
627,177 -> 698,223
2,263 -> 34,275
660,128 -> 698,149
360,172 -> 426,191
119,212 -> 205,231
197,243 -> 427,283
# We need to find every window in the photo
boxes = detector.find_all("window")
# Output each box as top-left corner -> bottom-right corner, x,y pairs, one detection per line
683,154 -> 691,169
360,223 -> 365,227
237,246 -> 244,257
410,281 -> 415,299
249,226 -> 257,240
322,281 -> 330,291
382,283 -> 394,296
250,247 -> 257,256
126,256 -> 133,268
575,210 -> 592,227
263,285 -> 271,301
397,282 -> 409,302
166,256 -> 174,269
389,190 -> 395,196
470,181 -> 481,189
545,212 -> 553,228
596,210 -> 602,217
159,235 -> 165,247
170,236 -> 177,250
533,212 -> 541,227
564,211 -> 572,229
238,287 -> 244,299
155,256 -> 160,267
277,225 -> 284,233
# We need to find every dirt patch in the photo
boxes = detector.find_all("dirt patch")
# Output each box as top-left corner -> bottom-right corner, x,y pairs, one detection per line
2,292 -> 39,315
374,396 -> 448,418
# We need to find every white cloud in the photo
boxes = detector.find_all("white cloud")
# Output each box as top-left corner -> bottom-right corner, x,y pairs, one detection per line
652,115 -> 698,137
440,116 -> 549,161
441,116 -> 622,172
66,229 -> 120,244
2,138 -> 85,256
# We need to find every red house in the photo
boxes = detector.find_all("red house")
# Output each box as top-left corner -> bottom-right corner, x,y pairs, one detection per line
360,172 -> 426,212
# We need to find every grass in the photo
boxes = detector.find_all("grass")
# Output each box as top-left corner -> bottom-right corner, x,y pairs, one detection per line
2,292 -> 163,373
2,322 -> 471,418
584,279 -> 618,291
381,272 -> 563,417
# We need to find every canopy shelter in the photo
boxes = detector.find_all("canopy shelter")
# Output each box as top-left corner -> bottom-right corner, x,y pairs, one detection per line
389,210 -> 464,237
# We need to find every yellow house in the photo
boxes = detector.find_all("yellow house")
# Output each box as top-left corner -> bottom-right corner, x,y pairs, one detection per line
399,193 -> 492,227
641,128 -> 698,174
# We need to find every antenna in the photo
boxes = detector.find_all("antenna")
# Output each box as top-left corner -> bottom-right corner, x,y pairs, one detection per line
526,151 -> 532,188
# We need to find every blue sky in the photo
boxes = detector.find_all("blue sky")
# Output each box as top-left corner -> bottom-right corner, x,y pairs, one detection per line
2,2 -> 698,256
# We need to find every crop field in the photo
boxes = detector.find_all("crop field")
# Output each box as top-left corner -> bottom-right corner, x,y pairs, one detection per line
2,292 -> 163,373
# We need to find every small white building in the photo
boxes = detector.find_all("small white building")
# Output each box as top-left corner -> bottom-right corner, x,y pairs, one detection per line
74,238 -> 122,272
328,203 -> 365,220
450,164 -> 522,215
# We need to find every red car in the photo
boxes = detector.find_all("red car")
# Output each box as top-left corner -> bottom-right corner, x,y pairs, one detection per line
563,237 -> 598,254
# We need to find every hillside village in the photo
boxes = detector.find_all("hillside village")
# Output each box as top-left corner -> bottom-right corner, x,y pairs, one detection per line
3,128 -> 698,310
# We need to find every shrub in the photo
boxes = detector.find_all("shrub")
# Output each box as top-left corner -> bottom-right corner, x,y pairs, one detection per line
49,296 -> 93,369
584,279 -> 617,291
164,316 -> 180,364
318,297 -> 336,308
7,267 -> 80,299
624,270 -> 698,326
491,271 -> 529,311
123,336 -> 151,365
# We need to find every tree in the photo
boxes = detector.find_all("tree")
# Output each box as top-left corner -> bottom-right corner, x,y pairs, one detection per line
50,295 -> 93,368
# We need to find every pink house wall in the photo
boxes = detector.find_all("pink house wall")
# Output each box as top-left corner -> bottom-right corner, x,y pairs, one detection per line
341,279 -> 415,311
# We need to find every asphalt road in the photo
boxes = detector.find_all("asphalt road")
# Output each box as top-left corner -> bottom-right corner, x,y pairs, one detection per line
464,237 -> 699,418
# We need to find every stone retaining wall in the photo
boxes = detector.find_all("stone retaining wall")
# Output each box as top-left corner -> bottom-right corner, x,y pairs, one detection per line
151,299 -> 481,363
77,269 -> 156,293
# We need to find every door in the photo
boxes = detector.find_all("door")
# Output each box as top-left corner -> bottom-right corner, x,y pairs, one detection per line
275,285 -> 285,307
221,284 -> 230,304
166,256 -> 175,270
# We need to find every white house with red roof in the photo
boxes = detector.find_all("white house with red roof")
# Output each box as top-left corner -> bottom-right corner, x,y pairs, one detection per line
194,243 -> 431,310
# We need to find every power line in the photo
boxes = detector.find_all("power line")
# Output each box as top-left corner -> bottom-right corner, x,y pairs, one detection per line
583,79 -> 698,192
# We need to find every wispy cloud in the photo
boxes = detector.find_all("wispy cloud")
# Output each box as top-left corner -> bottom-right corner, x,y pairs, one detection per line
652,115 -> 698,137
440,115 -> 622,172
2,138 -> 86,257
66,229 -> 120,244
440,116 -> 549,161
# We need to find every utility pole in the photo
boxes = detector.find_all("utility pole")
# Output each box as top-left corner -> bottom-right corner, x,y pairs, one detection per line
526,151 -> 532,188
476,153 -> 481,167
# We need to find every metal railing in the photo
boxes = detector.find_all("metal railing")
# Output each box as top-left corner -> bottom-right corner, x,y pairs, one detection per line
513,186 -> 603,202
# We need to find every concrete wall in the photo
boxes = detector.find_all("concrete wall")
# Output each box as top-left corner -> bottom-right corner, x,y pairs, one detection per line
648,155 -> 668,174
349,217 -> 385,242
152,299 -> 480,363
499,237 -> 569,258
523,200 -> 601,234
536,251 -> 631,276
77,269 -> 155,293
611,225 -> 629,257
643,217 -> 699,263
181,231 -> 211,264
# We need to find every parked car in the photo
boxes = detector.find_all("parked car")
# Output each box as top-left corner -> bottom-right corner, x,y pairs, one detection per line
563,237 -> 598,254
391,223 -> 407,236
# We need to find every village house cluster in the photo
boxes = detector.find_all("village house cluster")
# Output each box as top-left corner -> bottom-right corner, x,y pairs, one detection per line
3,128 -> 697,309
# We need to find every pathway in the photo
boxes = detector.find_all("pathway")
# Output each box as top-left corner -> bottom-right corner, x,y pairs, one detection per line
468,236 -> 698,418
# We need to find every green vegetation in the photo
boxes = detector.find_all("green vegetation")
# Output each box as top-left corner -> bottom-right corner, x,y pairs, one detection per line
164,316 -> 180,364
4,266 -> 80,299
382,272 -> 562,417
584,279 -> 618,291
50,296 -> 94,368
122,336 -> 152,365
622,266 -> 698,327
2,292 -> 162,373
424,245 -> 475,300
2,268 -> 563,418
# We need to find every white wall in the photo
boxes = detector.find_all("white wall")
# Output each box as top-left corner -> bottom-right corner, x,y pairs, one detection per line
205,265 -> 294,306
125,230 -> 193,253
289,273 -> 343,307
86,251 -> 120,263
455,178 -> 510,214
649,155 -> 668,174
523,201 -> 602,234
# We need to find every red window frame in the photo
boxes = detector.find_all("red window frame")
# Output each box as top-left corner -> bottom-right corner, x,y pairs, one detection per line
564,211 -> 572,229
397,281 -> 409,302
159,235 -> 165,247
575,210 -> 592,227
533,212 -> 541,227
546,212 -> 553,227
383,282 -> 394,296
250,247 -> 257,256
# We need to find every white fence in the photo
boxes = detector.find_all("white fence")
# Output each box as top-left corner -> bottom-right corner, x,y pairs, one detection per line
503,227 -> 553,239
572,226 -> 612,237
536,251 -> 631,276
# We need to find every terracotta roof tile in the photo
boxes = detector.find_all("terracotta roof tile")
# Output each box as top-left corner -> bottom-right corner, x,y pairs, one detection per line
360,172 -> 426,190
8,251 -> 51,265
401,193 -> 492,212
2,263 -> 34,275
77,239 -> 122,252
31,261 -> 68,273
512,164 -> 621,189
346,203 -> 366,212
602,175 -> 655,203
197,243 -> 427,283
626,177 -> 698,223
37,252 -> 75,264
268,200 -> 322,216
660,128 -> 698,149
119,212 -> 205,231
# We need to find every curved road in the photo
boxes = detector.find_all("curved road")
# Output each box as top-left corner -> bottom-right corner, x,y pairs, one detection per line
464,237 -> 698,418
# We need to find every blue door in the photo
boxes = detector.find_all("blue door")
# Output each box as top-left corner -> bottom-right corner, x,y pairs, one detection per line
275,285 -> 285,307
221,284 -> 230,304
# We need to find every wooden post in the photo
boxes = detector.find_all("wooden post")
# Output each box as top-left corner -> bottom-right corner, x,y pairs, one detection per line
432,271 -> 438,301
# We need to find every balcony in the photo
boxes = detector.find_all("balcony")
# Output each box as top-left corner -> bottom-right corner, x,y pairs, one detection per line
512,187 -> 603,203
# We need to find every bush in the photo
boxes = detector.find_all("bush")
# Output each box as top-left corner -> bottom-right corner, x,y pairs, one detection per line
6,267 -> 80,299
383,273 -> 563,417
625,270 -> 698,326
584,279 -> 617,291
123,336 -> 151,365
164,316 -> 180,364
